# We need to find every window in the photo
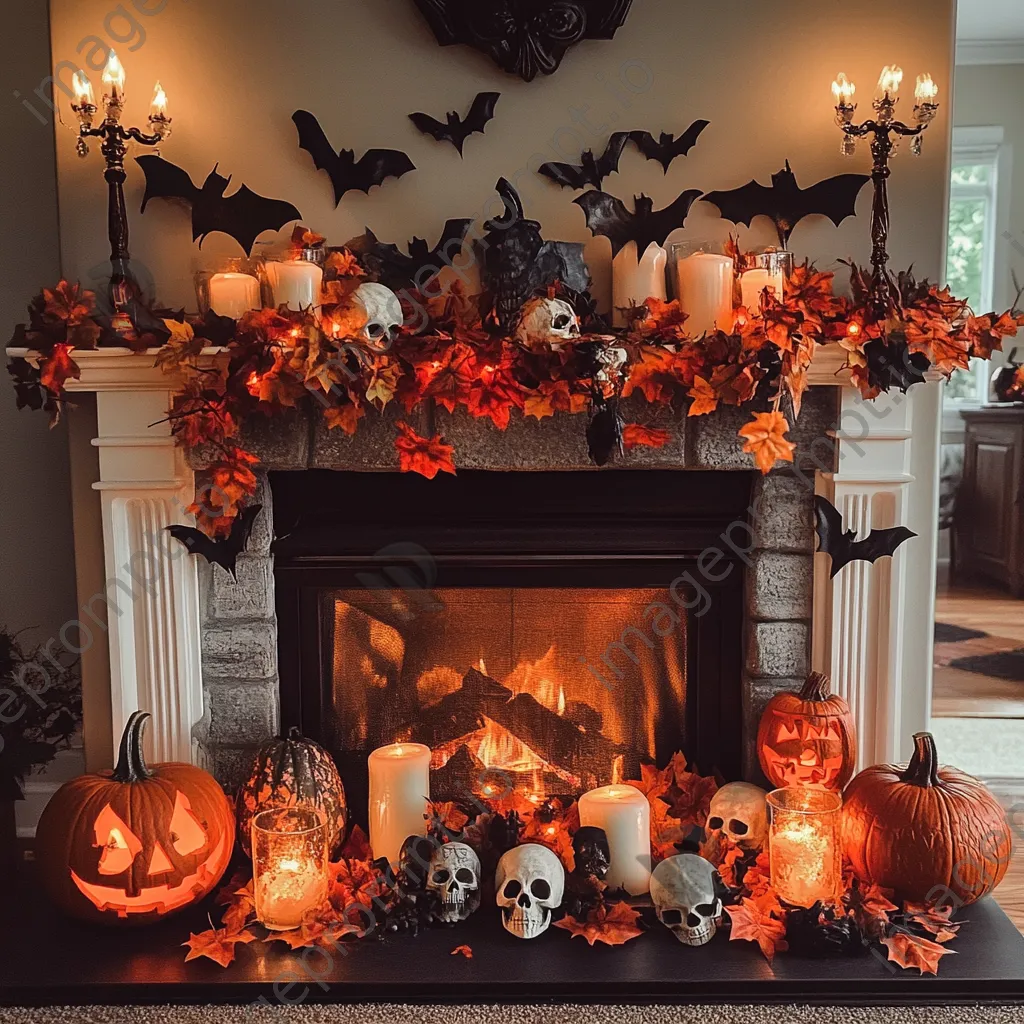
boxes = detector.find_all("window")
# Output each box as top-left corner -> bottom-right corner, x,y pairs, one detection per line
944,127 -> 1010,404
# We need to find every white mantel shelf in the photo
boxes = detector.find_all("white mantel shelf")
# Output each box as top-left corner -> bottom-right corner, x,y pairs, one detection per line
7,339 -> 929,773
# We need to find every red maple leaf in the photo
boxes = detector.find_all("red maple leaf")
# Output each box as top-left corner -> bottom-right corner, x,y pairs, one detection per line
553,901 -> 645,946
182,927 -> 257,968
881,931 -> 956,975
394,422 -> 456,479
622,424 -> 672,450
451,944 -> 474,959
726,898 -> 788,962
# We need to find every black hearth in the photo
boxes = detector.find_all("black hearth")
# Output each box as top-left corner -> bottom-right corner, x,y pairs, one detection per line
272,470 -> 750,824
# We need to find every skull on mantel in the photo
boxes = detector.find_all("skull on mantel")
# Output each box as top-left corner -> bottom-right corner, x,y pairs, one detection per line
426,841 -> 481,924
495,843 -> 565,939
650,854 -> 723,947
352,282 -> 403,351
514,296 -> 581,352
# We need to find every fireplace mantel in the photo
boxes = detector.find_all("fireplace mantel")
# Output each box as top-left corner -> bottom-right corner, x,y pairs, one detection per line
7,343 -> 936,777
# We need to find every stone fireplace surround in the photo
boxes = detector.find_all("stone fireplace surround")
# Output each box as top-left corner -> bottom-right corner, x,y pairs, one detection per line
24,344 -> 924,792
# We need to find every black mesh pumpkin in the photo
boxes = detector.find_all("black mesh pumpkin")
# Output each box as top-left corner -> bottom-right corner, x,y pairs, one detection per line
236,728 -> 347,858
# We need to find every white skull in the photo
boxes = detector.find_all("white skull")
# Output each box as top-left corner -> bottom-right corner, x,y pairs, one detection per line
706,782 -> 768,853
353,282 -> 403,350
426,842 -> 481,924
650,854 -> 723,947
495,844 -> 564,939
515,297 -> 581,352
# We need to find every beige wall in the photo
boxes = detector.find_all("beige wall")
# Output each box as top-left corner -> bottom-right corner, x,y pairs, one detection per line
47,0 -> 954,311
0,0 -> 77,645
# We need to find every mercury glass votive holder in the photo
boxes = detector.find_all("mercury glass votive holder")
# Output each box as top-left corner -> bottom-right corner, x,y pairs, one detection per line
252,806 -> 330,931
766,787 -> 842,909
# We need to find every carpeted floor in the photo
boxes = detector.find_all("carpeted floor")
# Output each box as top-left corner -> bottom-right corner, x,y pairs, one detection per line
1,1007 -> 1023,1024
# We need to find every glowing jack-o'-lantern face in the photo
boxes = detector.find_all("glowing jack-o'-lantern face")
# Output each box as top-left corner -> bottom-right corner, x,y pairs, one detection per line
757,673 -> 857,791
35,712 -> 235,926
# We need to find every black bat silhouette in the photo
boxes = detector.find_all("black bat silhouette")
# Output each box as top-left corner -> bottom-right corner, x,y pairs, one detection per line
292,110 -> 416,207
574,189 -> 704,258
628,120 -> 711,173
136,156 -> 300,258
702,160 -> 870,248
409,92 -> 501,156
366,219 -> 474,289
166,504 -> 263,579
539,132 -> 631,190
814,496 -> 916,578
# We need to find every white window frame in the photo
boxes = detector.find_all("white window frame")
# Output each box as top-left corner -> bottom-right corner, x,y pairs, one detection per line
943,126 -> 1013,416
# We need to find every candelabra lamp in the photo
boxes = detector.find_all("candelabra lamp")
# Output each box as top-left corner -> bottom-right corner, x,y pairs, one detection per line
70,51 -> 172,330
832,66 -> 940,319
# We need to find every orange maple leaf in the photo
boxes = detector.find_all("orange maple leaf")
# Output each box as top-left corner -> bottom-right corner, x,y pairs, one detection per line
687,375 -> 719,417
660,766 -> 718,831
726,898 -> 788,962
622,424 -> 672,450
182,927 -> 257,968
903,900 -> 961,942
339,825 -> 372,862
881,931 -> 957,975
394,422 -> 457,479
554,901 -> 645,946
38,343 -> 81,395
739,410 -> 796,474
427,801 -> 471,837
323,401 -> 364,436
451,944 -> 474,959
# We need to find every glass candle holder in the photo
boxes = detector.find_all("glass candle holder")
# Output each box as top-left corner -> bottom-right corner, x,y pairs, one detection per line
265,250 -> 324,313
767,788 -> 842,908
252,806 -> 330,931
669,241 -> 734,338
195,257 -> 264,321
739,249 -> 792,313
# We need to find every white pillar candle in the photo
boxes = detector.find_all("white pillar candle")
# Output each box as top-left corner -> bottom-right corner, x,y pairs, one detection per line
368,742 -> 431,868
740,267 -> 784,313
612,241 -> 667,327
675,252 -> 734,337
208,272 -> 261,320
267,260 -> 323,312
578,784 -> 652,895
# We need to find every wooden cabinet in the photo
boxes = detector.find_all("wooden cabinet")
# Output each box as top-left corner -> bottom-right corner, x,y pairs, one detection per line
956,408 -> 1024,596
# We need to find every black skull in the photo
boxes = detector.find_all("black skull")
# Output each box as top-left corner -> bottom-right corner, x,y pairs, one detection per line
572,826 -> 611,882
398,834 -> 439,894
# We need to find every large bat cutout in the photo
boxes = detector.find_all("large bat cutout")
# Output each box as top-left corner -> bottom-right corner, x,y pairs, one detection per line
574,189 -> 704,258
292,110 -> 416,206
166,504 -> 263,580
136,156 -> 301,257
629,120 -> 711,173
539,132 -> 631,190
365,219 -> 474,289
814,496 -> 916,578
409,92 -> 501,156
702,161 -> 870,248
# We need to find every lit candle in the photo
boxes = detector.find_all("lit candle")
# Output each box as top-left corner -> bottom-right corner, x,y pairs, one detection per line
72,70 -> 94,107
578,784 -> 651,895
612,241 -> 667,327
208,272 -> 261,320
914,73 -> 938,105
368,742 -> 431,868
767,788 -> 842,908
831,72 -> 856,108
876,64 -> 903,102
102,50 -> 125,101
252,807 -> 330,931
740,268 -> 783,314
267,259 -> 323,312
675,252 -> 734,337
150,81 -> 168,119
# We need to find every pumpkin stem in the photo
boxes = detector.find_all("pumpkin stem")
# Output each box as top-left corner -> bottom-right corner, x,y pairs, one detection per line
286,726 -> 303,742
900,732 -> 941,787
799,672 -> 832,702
112,711 -> 154,782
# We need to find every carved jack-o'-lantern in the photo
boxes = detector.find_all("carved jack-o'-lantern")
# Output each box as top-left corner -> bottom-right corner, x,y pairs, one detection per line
756,673 -> 857,791
35,711 -> 235,925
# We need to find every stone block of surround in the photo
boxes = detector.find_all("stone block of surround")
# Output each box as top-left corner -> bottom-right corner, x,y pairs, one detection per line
746,551 -> 814,622
204,679 -> 279,745
745,621 -> 810,680
204,555 -> 275,621
751,472 -> 817,554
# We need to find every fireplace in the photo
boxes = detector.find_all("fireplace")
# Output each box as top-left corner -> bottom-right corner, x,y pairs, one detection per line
271,469 -> 759,820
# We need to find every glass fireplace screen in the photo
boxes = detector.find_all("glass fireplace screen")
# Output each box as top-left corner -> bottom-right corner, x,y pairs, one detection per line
324,587 -> 690,799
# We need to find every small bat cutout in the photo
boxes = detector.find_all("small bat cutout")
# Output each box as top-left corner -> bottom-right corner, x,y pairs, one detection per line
166,505 -> 263,579
814,496 -> 916,578
539,132 -> 631,190
136,156 -> 301,257
409,92 -> 500,155
574,189 -> 703,258
629,120 -> 710,173
366,219 -> 474,289
702,161 -> 870,248
292,110 -> 416,206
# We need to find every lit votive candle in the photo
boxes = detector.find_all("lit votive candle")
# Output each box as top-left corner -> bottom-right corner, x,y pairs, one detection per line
612,241 -> 667,327
368,742 -> 431,868
579,784 -> 651,895
267,259 -> 323,312
767,788 -> 842,908
675,251 -> 734,337
252,807 -> 329,931
740,268 -> 783,314
208,271 -> 261,320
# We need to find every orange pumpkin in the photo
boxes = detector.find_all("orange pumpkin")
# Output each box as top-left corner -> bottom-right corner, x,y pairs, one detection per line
756,672 -> 857,790
842,732 -> 1013,905
35,711 -> 235,925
